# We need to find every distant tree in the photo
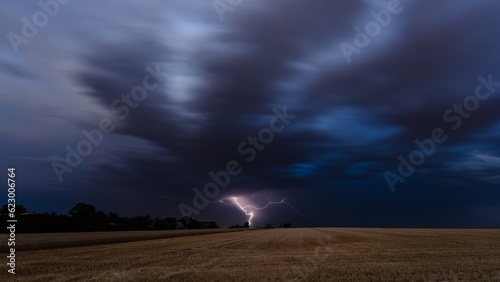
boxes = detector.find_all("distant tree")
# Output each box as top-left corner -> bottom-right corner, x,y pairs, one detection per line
69,203 -> 98,231
153,217 -> 178,230
153,216 -> 177,230
13,211 -> 71,233
153,216 -> 164,230
93,211 -> 108,230
130,215 -> 153,230
1,204 -> 28,214
109,212 -> 120,222
0,204 -> 7,215
119,217 -> 132,230
180,216 -> 199,229
282,223 -> 292,228
229,222 -> 249,229
17,205 -> 28,213
165,217 -> 177,229
2,203 -> 228,233
265,223 -> 274,229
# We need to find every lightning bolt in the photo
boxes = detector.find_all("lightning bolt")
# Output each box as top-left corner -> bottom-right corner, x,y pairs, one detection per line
217,196 -> 304,227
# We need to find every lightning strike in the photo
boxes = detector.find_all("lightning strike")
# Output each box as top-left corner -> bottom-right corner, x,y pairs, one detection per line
217,196 -> 304,227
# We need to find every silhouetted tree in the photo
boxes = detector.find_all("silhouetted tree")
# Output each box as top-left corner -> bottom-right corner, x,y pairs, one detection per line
93,211 -> 108,231
229,222 -> 249,228
109,212 -> 120,222
2,203 -> 216,233
180,216 -> 200,229
1,204 -> 28,214
130,215 -> 153,230
153,217 -> 178,230
69,203 -> 98,231
165,217 -> 177,229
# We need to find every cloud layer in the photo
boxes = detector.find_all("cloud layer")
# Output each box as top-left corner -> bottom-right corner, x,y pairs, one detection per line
1,0 -> 499,227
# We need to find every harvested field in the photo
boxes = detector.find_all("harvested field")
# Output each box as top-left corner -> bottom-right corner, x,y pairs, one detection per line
0,229 -> 246,252
2,228 -> 500,281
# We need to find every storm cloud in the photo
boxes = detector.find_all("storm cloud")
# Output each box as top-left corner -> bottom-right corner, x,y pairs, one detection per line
1,0 -> 499,227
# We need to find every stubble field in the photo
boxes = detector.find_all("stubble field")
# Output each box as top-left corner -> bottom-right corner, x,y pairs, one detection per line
2,228 -> 499,281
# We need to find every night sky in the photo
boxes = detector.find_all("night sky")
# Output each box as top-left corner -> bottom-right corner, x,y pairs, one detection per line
1,1 -> 499,228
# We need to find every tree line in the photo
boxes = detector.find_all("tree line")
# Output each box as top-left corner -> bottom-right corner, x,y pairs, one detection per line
0,203 -> 210,233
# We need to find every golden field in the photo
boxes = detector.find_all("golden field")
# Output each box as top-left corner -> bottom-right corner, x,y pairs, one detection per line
1,228 -> 499,281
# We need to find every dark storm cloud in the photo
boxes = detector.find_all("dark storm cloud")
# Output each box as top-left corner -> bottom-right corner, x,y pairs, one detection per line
74,3 -> 367,185
2,0 -> 499,226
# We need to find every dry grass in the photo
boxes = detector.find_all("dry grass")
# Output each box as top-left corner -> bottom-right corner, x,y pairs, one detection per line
2,228 -> 499,281
0,229 -> 247,252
